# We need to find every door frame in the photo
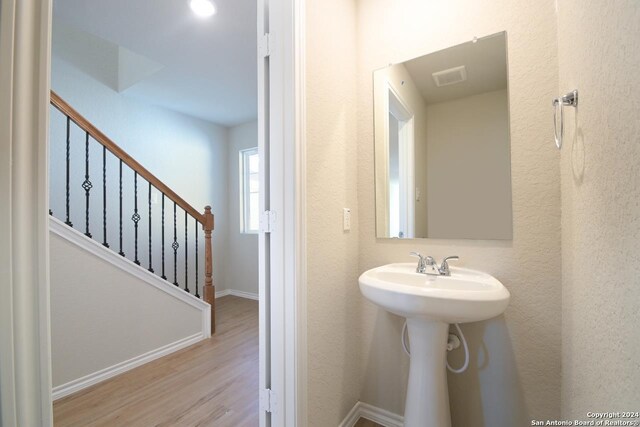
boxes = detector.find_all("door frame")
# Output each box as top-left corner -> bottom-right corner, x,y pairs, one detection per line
258,0 -> 307,425
387,86 -> 415,238
0,0 -> 54,425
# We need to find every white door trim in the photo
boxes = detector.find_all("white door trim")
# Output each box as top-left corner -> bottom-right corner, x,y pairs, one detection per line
257,1 -> 271,426
0,0 -> 54,425
292,0 -> 308,423
258,0 -> 307,425
388,84 -> 415,238
398,116 -> 415,237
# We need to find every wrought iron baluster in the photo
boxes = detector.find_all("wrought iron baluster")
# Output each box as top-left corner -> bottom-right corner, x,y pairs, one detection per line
172,202 -> 179,286
118,159 -> 125,256
132,171 -> 140,265
161,194 -> 166,280
102,146 -> 109,247
148,182 -> 154,273
195,219 -> 199,298
65,117 -> 73,227
82,132 -> 93,237
184,210 -> 189,293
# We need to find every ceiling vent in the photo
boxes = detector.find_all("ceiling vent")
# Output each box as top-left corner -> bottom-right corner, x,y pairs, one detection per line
432,65 -> 467,87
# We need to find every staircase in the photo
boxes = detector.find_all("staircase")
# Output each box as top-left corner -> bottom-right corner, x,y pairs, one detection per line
49,91 -> 216,331
48,91 -> 218,398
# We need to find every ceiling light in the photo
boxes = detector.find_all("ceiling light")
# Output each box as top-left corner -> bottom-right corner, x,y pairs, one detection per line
190,0 -> 216,18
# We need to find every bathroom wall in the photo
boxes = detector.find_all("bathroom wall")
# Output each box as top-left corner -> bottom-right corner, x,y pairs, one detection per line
305,0 -> 361,425
558,0 -> 640,417
356,0 -> 561,425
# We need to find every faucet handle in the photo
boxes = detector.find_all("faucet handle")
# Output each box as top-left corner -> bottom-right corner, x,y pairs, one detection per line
410,252 -> 436,264
410,252 -> 438,274
410,252 -> 433,273
439,256 -> 459,275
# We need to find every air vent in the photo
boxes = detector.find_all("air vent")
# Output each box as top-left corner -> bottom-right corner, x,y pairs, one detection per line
432,65 -> 467,87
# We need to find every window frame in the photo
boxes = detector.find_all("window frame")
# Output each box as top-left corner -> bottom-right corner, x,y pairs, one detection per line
240,147 -> 260,234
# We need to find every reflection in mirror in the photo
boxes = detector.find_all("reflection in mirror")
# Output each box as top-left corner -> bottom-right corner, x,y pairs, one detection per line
374,32 -> 512,240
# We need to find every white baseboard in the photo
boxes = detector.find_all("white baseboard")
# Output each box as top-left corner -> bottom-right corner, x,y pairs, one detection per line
216,288 -> 259,300
339,401 -> 404,427
339,402 -> 362,427
52,332 -> 204,401
215,289 -> 230,298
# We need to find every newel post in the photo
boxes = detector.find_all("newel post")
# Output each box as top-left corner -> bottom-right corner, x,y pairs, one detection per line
203,206 -> 215,333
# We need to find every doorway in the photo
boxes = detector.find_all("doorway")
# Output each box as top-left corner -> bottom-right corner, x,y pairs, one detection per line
1,0 -> 303,425
387,87 -> 415,238
47,0 -> 262,425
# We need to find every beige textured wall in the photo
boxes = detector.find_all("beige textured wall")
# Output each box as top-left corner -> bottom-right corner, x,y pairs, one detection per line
356,0 -> 561,425
306,0 -> 361,425
558,0 -> 640,417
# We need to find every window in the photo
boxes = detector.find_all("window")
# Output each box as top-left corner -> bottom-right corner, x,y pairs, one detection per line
240,148 -> 259,233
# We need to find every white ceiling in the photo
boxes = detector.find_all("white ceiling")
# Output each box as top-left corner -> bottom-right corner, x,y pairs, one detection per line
403,33 -> 507,104
53,0 -> 257,127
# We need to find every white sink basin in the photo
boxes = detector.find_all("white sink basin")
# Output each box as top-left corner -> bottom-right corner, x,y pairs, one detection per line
359,263 -> 510,324
359,262 -> 510,427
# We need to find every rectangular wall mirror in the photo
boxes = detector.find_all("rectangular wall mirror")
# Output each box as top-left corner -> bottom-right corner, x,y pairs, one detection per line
374,31 -> 513,240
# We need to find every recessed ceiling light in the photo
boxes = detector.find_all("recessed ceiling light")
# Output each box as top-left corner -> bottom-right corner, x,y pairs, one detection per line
190,0 -> 216,18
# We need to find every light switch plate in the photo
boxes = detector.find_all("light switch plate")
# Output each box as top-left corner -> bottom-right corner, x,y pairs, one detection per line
343,208 -> 351,231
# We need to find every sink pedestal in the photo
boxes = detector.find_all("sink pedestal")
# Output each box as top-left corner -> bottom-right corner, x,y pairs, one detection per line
404,318 -> 451,427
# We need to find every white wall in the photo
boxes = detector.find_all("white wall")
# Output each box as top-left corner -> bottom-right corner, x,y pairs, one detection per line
356,1 -> 561,425
558,0 -> 640,417
306,0 -> 361,424
50,229 -> 204,389
49,54 -> 229,291
426,89 -> 512,239
226,121 -> 259,295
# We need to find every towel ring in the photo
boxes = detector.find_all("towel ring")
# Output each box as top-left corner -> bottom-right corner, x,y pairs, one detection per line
553,90 -> 578,150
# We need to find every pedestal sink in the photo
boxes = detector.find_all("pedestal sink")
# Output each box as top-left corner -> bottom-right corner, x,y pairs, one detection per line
358,263 -> 510,427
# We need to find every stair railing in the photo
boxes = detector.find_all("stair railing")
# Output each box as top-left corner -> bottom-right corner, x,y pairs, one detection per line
49,91 -> 216,333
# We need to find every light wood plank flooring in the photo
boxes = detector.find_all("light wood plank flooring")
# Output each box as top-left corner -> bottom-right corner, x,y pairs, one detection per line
53,295 -> 259,427
354,418 -> 384,427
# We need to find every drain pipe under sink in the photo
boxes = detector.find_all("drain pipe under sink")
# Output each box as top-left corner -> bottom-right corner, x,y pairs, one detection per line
401,321 -> 470,373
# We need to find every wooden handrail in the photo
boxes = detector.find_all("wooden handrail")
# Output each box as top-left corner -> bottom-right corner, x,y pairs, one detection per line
50,90 -> 205,224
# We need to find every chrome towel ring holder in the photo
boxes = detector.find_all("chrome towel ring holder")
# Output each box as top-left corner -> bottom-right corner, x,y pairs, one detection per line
553,90 -> 578,149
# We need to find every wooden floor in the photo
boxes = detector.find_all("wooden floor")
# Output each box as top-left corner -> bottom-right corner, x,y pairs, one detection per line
53,295 -> 259,427
354,418 -> 384,427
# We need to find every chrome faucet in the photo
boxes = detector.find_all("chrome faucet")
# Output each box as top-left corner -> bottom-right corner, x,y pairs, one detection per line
410,253 -> 459,276
410,252 -> 438,274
